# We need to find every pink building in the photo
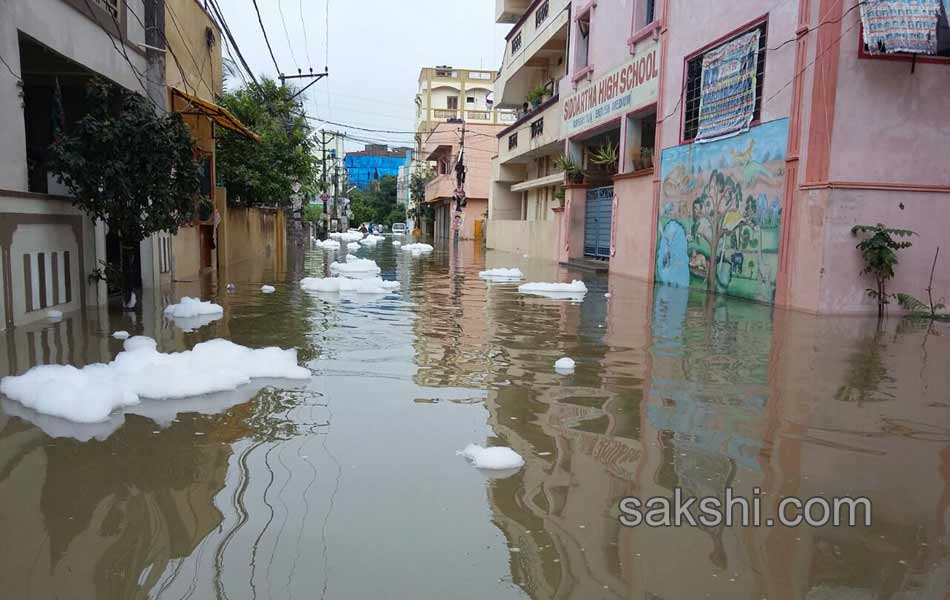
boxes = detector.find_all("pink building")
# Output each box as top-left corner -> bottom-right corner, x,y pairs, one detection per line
523,0 -> 950,314
424,122 -> 503,241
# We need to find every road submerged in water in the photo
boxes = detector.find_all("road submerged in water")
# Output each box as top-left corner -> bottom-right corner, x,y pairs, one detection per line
0,237 -> 948,599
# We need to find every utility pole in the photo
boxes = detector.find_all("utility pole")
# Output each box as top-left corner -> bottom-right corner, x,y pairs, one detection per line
453,122 -> 467,243
279,69 -> 329,101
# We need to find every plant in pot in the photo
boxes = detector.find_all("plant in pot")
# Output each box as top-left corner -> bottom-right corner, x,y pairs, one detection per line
632,147 -> 654,171
589,140 -> 620,174
526,83 -> 547,109
553,187 -> 566,208
197,195 -> 214,222
554,154 -> 585,184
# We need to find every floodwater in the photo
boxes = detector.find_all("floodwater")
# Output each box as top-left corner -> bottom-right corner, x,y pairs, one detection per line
0,238 -> 948,600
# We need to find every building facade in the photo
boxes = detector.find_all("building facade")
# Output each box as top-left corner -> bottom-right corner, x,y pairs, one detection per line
489,0 -> 571,258
488,0 -> 950,315
0,0 -> 152,330
343,144 -> 412,190
423,122 -> 503,242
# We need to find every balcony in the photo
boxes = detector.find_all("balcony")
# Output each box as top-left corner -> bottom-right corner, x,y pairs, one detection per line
424,174 -> 458,204
496,0 -> 533,23
423,108 -> 516,126
495,0 -> 570,107
495,96 -> 561,165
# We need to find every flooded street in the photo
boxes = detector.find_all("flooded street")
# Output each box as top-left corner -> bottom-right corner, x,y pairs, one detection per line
1,238 -> 948,600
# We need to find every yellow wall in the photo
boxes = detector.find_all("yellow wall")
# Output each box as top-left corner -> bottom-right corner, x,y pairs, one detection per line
165,0 -> 222,102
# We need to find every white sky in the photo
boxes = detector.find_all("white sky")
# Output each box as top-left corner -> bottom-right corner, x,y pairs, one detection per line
214,0 -> 512,151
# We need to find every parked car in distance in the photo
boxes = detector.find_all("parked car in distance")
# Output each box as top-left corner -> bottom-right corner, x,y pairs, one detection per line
391,223 -> 407,234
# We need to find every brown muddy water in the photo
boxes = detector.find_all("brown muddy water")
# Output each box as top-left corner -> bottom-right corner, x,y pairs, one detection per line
0,238 -> 948,599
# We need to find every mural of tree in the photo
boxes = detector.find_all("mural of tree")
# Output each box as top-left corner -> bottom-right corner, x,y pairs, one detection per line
694,170 -> 742,293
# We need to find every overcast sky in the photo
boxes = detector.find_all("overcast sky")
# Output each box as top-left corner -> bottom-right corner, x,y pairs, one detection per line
215,0 -> 511,151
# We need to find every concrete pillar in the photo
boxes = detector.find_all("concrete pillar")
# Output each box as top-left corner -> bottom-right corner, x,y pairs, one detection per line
94,219 -> 108,305
0,4 -> 27,190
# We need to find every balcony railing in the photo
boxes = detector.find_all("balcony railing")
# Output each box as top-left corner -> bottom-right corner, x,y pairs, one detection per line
508,133 -> 519,150
530,118 -> 544,139
433,109 -> 458,119
94,0 -> 120,19
535,0 -> 549,27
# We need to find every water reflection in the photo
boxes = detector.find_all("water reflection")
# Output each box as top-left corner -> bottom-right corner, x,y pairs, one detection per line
0,240 -> 947,599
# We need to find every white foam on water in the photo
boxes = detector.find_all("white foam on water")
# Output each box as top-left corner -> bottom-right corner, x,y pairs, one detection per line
479,268 -> 523,281
330,257 -> 382,276
518,280 -> 588,301
399,243 -> 434,256
329,230 -> 364,243
315,239 -> 341,250
457,444 -> 525,470
261,285 -> 276,294
300,276 -> 400,295
0,336 -> 310,424
164,297 -> 224,318
112,331 -> 130,340
554,357 -> 576,373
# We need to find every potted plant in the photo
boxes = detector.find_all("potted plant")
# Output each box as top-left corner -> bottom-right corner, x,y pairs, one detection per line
589,140 -> 620,171
526,83 -> 547,108
553,187 -> 566,208
632,147 -> 654,171
554,154 -> 585,184
197,195 -> 213,222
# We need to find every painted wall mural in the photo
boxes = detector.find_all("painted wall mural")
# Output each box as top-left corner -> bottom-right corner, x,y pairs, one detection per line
656,118 -> 789,304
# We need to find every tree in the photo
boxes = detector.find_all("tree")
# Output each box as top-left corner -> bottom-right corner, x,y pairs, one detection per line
216,78 -> 316,207
852,223 -> 916,319
303,202 -> 323,224
410,167 -> 436,205
349,176 -> 403,226
48,80 -> 200,304
693,170 -> 742,293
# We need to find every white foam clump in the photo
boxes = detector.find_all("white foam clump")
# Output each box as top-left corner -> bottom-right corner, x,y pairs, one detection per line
329,230 -> 364,243
48,310 -> 63,321
330,257 -> 381,276
164,297 -> 224,318
261,285 -> 276,294
479,267 -> 523,281
360,234 -> 385,246
112,331 -> 130,340
458,444 -> 525,470
315,239 -> 340,250
300,276 -> 400,294
518,280 -> 588,300
400,243 -> 434,256
554,357 -> 575,373
393,241 -> 402,247
0,336 -> 310,424
346,242 -> 360,251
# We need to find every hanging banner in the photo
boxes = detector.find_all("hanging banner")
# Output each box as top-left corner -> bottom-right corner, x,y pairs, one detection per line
695,29 -> 760,143
860,0 -> 941,55
561,39 -> 659,137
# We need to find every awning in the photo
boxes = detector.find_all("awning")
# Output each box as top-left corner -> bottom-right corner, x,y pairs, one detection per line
170,87 -> 261,142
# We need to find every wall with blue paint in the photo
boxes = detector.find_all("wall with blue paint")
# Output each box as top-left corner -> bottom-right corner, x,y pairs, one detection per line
344,150 -> 412,190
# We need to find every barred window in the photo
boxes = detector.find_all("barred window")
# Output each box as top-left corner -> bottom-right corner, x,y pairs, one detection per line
508,133 -> 519,150
93,0 -> 120,19
530,118 -> 544,139
535,1 -> 549,28
511,32 -> 522,54
682,20 -> 767,142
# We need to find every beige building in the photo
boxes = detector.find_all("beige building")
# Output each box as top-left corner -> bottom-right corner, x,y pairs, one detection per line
411,66 -> 514,232
423,122 -> 505,242
488,0 -> 570,259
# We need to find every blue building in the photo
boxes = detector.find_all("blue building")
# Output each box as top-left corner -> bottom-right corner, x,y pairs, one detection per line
343,145 -> 413,190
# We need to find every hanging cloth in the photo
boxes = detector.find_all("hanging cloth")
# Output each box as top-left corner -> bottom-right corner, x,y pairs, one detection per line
694,29 -> 761,143
860,0 -> 941,55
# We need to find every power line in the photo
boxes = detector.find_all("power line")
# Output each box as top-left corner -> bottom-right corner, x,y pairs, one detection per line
251,0 -> 282,74
299,0 -> 314,68
276,0 -> 300,69
208,0 -> 260,88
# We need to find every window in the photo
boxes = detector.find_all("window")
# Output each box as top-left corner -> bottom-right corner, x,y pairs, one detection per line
682,20 -> 767,142
530,118 -> 544,139
508,133 -> 519,150
447,96 -> 459,110
535,1 -> 549,28
511,31 -> 522,54
575,14 -> 591,70
435,68 -> 457,78
862,3 -> 950,57
93,0 -> 120,19
645,0 -> 656,25
466,96 -> 475,104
